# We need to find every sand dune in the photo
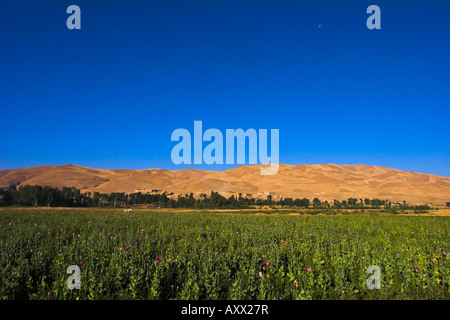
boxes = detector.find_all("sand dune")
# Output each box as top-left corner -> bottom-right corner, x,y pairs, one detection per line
1,163 -> 449,204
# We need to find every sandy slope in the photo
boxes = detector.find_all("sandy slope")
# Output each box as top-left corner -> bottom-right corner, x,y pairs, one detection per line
1,163 -> 449,204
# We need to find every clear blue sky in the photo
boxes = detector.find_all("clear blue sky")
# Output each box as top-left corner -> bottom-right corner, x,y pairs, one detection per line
1,0 -> 449,176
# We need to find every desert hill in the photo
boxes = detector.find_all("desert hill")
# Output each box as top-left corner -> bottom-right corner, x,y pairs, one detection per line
1,163 -> 449,205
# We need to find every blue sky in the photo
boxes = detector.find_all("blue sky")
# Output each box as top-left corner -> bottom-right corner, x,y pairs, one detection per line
0,0 -> 449,176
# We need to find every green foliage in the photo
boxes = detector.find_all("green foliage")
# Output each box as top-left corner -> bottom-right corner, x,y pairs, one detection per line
0,209 -> 449,300
0,185 -> 91,207
0,185 -> 436,212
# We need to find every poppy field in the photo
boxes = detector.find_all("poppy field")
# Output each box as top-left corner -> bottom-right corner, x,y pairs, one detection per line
0,208 -> 449,300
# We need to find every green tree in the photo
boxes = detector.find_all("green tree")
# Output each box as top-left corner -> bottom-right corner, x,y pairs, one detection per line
284,198 -> 294,207
267,195 -> 273,206
348,198 -> 358,208
333,199 -> 342,208
313,198 -> 321,208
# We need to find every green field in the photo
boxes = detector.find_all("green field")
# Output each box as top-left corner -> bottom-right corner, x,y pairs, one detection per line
0,208 -> 449,300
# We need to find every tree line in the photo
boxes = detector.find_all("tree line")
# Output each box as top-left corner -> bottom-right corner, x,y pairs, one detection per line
0,184 -> 437,210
